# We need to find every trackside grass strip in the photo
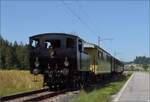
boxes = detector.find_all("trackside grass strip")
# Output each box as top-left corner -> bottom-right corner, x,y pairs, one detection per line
72,74 -> 131,102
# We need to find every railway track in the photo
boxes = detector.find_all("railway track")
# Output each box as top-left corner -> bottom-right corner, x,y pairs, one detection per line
0,88 -> 69,102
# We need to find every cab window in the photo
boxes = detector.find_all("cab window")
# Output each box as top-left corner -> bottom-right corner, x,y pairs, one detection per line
44,40 -> 61,49
44,42 -> 51,49
31,39 -> 39,48
66,38 -> 75,48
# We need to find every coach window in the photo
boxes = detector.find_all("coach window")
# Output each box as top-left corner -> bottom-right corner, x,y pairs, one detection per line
106,55 -> 110,61
103,53 -> 107,60
32,39 -> 39,48
98,51 -> 102,59
66,38 -> 75,48
101,52 -> 104,60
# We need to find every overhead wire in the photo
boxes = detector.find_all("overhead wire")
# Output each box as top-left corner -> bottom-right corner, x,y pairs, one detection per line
75,1 -> 115,55
61,1 -> 98,36
75,0 -> 98,34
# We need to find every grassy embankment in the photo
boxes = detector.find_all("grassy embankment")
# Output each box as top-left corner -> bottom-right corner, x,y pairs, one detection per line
0,70 -> 43,96
72,74 -> 131,102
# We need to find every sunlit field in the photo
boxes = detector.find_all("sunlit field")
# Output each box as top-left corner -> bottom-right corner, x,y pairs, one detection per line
0,70 -> 43,96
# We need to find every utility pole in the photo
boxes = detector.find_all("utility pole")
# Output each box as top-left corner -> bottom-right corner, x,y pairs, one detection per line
149,0 -> 150,58
98,36 -> 100,46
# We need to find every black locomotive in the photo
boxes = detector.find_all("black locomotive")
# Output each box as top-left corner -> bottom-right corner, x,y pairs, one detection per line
29,33 -> 124,90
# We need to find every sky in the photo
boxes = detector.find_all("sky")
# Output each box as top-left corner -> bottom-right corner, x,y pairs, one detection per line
0,0 -> 149,62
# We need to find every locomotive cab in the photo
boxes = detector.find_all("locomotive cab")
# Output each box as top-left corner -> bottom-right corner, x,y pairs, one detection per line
29,34 -> 77,87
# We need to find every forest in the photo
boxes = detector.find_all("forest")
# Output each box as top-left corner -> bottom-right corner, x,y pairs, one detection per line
0,35 -> 29,70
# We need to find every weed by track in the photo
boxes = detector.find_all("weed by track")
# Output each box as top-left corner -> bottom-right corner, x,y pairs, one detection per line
71,74 -> 131,102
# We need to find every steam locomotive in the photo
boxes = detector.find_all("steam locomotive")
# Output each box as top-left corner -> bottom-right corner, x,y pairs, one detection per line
29,33 -> 124,90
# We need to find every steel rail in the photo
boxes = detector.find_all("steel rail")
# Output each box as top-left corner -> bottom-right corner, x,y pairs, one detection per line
0,88 -> 49,101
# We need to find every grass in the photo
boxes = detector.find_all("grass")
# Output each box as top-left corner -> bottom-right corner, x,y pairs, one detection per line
72,74 -> 131,102
0,70 -> 43,96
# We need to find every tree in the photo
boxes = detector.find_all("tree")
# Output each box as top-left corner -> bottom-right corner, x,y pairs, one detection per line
143,64 -> 148,71
0,35 -> 7,68
130,65 -> 135,71
5,46 -> 14,69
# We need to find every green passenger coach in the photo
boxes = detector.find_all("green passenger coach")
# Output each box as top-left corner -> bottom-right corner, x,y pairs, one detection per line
84,43 -> 112,74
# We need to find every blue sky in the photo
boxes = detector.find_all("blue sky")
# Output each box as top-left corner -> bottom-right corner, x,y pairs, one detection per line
0,0 -> 149,61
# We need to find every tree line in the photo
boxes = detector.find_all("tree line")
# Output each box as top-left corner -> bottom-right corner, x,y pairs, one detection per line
0,35 -> 29,70
133,56 -> 150,64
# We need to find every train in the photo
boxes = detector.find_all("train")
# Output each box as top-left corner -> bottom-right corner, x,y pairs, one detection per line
29,33 -> 124,90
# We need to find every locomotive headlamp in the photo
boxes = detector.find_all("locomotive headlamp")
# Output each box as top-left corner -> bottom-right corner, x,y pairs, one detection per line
57,70 -> 61,73
34,57 -> 39,67
62,68 -> 69,76
64,57 -> 69,67
44,70 -> 49,74
33,68 -> 39,75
